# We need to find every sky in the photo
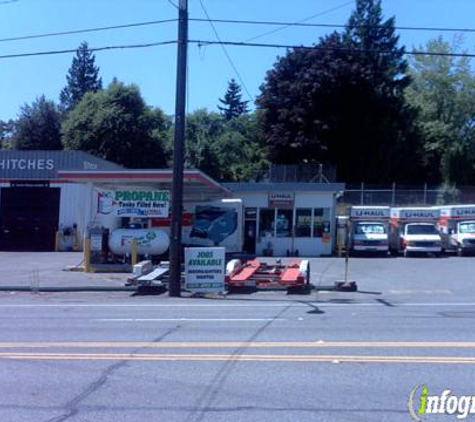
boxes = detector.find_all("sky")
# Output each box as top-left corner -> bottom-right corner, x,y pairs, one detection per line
1,0 -> 475,121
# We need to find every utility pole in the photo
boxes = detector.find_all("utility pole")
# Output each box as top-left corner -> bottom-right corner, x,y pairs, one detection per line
169,0 -> 188,297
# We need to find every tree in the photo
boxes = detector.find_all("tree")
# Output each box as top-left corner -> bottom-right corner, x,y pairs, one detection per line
60,42 -> 102,111
182,109 -> 267,181
62,81 -> 169,168
0,119 -> 14,149
257,0 -> 423,183
12,96 -> 63,150
218,79 -> 249,120
406,36 -> 475,184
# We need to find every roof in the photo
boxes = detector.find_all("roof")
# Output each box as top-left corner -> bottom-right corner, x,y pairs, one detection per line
0,150 -> 123,180
222,182 -> 345,193
57,169 -> 232,201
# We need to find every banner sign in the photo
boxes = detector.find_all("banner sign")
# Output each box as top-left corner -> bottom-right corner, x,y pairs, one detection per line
269,192 -> 294,207
185,247 -> 225,293
97,189 -> 169,218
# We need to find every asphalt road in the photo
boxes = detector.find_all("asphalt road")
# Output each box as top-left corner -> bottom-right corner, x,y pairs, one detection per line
0,254 -> 474,421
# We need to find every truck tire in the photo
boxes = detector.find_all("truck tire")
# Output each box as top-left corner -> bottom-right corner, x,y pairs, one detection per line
457,246 -> 464,257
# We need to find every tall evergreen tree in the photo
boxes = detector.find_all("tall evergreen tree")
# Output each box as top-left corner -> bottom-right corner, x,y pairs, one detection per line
12,96 -> 63,150
257,0 -> 423,183
218,79 -> 249,120
60,42 -> 102,111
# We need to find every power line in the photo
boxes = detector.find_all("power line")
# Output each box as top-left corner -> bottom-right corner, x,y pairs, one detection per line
0,40 -> 176,60
198,0 -> 253,102
190,18 -> 475,35
1,38 -> 475,61
191,39 -> 475,59
243,1 -> 354,43
0,19 -> 178,43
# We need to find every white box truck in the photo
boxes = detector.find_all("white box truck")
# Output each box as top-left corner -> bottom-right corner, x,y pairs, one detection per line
437,204 -> 475,256
390,207 -> 443,257
349,206 -> 390,255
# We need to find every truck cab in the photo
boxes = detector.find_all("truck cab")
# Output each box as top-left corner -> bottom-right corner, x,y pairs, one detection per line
349,206 -> 390,255
401,223 -> 443,257
390,207 -> 442,257
438,205 -> 475,256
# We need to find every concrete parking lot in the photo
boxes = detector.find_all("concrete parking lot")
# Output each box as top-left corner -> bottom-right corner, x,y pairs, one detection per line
0,252 -> 474,421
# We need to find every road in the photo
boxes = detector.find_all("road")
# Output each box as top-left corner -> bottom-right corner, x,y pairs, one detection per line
0,255 -> 474,421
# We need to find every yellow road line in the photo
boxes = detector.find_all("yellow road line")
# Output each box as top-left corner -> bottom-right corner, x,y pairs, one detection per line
0,341 -> 474,348
0,352 -> 474,364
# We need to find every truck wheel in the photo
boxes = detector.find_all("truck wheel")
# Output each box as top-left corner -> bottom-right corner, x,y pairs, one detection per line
457,247 -> 464,257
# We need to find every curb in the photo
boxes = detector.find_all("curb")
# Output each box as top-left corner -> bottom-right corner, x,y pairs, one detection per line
0,286 -> 139,292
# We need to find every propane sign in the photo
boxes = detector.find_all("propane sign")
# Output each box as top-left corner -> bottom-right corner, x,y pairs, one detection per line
185,247 -> 225,293
97,189 -> 169,218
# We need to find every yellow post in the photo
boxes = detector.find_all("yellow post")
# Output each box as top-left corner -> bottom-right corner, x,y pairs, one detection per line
131,239 -> 138,267
55,231 -> 61,252
84,238 -> 91,273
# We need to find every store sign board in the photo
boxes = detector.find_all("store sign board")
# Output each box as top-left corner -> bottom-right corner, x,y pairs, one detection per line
97,189 -> 169,218
269,192 -> 294,207
185,247 -> 225,293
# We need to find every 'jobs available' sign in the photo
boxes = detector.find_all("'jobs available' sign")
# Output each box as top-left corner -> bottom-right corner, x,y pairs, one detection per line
185,247 -> 225,293
97,189 -> 169,218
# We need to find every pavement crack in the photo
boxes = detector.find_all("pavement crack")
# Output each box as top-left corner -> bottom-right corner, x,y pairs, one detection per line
44,325 -> 181,422
185,305 -> 292,422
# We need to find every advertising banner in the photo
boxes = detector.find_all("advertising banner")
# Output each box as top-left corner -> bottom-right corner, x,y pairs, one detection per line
185,247 -> 225,293
97,189 -> 169,218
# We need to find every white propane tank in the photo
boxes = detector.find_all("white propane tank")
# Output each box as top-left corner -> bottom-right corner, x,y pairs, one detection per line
109,229 -> 170,256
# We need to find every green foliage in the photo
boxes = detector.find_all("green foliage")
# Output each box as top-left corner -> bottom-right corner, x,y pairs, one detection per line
183,109 -> 267,181
257,0 -> 423,184
62,81 -> 169,168
60,42 -> 102,111
218,79 -> 249,120
12,96 -> 63,150
406,36 -> 475,184
0,119 -> 14,149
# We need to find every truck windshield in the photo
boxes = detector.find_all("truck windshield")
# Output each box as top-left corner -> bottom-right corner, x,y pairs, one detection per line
406,224 -> 438,235
355,224 -> 386,234
459,222 -> 475,234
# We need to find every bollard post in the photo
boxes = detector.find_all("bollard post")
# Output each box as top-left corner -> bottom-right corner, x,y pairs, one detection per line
84,238 -> 91,273
131,239 -> 138,267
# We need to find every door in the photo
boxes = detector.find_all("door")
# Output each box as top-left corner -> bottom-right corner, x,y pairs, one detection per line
0,187 -> 60,251
243,207 -> 257,255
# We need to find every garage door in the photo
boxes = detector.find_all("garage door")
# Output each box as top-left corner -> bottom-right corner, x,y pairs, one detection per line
0,187 -> 60,251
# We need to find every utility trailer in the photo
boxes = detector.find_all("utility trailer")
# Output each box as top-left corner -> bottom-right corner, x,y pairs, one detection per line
225,259 -> 311,293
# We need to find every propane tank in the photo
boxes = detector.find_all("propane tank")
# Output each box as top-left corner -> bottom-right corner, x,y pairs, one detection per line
109,228 -> 169,256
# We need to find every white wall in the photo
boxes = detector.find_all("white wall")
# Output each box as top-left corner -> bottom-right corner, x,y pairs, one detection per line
236,191 -> 336,257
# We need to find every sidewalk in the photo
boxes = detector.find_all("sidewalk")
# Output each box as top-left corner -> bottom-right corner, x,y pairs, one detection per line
0,252 -> 131,290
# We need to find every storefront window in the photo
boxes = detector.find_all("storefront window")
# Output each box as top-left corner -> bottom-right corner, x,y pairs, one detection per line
259,208 -> 275,238
313,208 -> 331,238
276,209 -> 293,237
295,208 -> 311,237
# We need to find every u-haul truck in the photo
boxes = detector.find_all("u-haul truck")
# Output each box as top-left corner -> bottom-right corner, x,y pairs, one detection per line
390,207 -> 443,257
349,206 -> 390,254
437,205 -> 475,256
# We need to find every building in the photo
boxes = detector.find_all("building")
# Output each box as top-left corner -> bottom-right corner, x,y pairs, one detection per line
223,182 -> 344,257
1,150 -> 344,256
0,150 -> 122,251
